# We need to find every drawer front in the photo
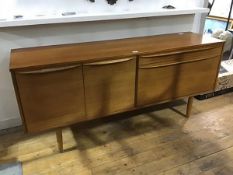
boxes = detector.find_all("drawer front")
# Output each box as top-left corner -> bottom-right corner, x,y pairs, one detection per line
137,55 -> 221,106
83,57 -> 136,119
139,46 -> 222,67
15,65 -> 86,132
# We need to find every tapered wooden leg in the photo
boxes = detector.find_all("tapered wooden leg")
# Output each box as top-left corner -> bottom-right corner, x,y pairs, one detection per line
56,129 -> 63,153
186,96 -> 194,118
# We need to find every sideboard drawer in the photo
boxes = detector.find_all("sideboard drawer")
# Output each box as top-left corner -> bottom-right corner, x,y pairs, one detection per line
137,55 -> 221,106
14,65 -> 86,132
139,46 -> 222,67
83,57 -> 136,119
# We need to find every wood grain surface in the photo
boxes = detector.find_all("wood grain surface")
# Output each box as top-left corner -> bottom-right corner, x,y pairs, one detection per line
10,32 -> 224,70
83,57 -> 136,119
137,55 -> 221,106
14,65 -> 86,132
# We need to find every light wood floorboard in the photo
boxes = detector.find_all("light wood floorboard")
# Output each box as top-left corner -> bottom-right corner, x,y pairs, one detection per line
0,93 -> 233,175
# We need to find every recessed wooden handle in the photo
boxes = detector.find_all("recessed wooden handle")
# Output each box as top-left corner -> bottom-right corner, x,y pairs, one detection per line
140,57 -> 215,69
17,65 -> 81,74
141,47 -> 214,58
84,57 -> 134,66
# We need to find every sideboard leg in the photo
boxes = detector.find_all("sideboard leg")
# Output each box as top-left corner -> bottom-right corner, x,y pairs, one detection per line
56,129 -> 63,153
186,96 -> 194,118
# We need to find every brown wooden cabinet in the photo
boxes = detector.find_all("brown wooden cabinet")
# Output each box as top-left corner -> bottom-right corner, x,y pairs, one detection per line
13,65 -> 86,132
83,57 -> 136,119
10,32 -> 224,152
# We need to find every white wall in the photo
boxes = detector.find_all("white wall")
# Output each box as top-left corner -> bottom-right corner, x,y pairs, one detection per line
193,0 -> 208,33
0,0 -> 206,130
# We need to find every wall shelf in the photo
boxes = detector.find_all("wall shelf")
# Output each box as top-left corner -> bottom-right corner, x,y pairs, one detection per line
0,7 -> 209,28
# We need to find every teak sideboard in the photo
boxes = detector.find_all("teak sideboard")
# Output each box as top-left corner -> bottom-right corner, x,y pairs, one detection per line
10,32 -> 224,152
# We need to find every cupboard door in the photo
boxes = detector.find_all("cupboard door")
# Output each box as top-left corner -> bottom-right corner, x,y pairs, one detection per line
137,53 -> 221,106
83,57 -> 136,119
15,65 -> 86,132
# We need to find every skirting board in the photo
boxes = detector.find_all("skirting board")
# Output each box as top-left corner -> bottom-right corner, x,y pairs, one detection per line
0,117 -> 22,130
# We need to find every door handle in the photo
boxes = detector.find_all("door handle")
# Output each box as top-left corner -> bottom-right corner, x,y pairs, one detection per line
139,57 -> 215,69
140,47 -> 215,58
84,57 -> 134,66
17,65 -> 80,74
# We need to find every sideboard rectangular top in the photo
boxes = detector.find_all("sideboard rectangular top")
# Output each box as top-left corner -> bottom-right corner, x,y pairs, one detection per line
10,32 -> 224,70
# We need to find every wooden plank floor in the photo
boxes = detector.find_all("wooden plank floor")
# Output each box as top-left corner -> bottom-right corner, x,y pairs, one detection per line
0,93 -> 233,175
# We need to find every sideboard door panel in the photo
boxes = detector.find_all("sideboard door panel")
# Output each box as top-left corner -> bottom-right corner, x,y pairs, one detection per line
15,65 -> 86,132
83,57 -> 136,119
137,54 -> 221,106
